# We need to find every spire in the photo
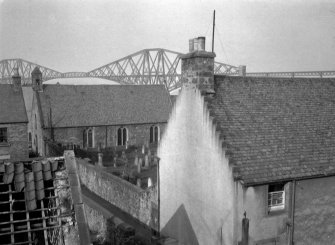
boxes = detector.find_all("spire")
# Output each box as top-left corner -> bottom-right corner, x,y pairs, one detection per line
31,67 -> 43,91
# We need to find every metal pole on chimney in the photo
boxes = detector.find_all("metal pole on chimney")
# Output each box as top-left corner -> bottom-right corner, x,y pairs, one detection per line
212,10 -> 216,53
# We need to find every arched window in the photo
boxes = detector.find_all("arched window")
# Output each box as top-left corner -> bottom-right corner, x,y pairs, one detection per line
150,125 -> 160,143
87,128 -> 93,148
83,128 -> 94,148
35,135 -> 38,153
117,127 -> 127,146
83,130 -> 87,148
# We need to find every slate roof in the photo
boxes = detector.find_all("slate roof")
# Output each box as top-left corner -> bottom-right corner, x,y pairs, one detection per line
22,87 -> 33,122
38,84 -> 171,128
207,76 -> 335,186
0,84 -> 28,124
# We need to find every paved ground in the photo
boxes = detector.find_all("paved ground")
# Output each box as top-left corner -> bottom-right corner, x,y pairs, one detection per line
81,185 -> 152,243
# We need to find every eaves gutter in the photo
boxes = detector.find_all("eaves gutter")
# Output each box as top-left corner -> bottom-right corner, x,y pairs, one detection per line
42,121 -> 169,129
237,172 -> 335,187
0,121 -> 28,125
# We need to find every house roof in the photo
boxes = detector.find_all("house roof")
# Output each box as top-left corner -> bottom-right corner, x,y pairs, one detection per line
38,84 -> 171,128
22,87 -> 33,123
0,84 -> 28,124
207,76 -> 335,186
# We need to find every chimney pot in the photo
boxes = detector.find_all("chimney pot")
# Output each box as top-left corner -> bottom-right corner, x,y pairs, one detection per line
193,38 -> 199,51
239,65 -> 247,77
198,36 -> 206,51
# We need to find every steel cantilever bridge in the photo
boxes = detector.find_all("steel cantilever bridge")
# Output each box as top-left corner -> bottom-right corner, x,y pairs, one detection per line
1,48 -> 335,91
0,49 -> 239,91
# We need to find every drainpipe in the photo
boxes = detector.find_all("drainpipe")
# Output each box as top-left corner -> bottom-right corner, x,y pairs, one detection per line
290,180 -> 296,245
157,158 -> 160,236
105,126 -> 108,149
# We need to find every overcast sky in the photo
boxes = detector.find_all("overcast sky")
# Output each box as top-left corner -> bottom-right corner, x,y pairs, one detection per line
1,0 -> 334,73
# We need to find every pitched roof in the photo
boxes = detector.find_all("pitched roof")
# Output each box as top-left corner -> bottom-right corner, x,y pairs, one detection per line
207,76 -> 335,186
38,85 -> 171,128
22,87 -> 33,121
0,84 -> 28,124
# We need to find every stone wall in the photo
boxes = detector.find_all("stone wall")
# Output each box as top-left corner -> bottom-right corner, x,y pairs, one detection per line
48,123 -> 166,149
294,176 -> 335,244
77,158 -> 157,227
84,204 -> 108,243
0,123 -> 28,160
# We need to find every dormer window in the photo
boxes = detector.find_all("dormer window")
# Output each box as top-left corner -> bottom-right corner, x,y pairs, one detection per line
150,125 -> 160,143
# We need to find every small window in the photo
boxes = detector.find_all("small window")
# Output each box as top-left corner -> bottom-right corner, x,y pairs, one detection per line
150,125 -> 160,143
87,128 -> 93,148
83,130 -> 87,148
35,135 -> 38,153
268,183 -> 285,212
0,128 -> 8,143
117,127 -> 127,146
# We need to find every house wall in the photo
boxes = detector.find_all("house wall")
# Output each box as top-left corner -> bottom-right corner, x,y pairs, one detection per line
31,92 -> 45,156
294,176 -> 335,245
158,84 -> 235,245
77,158 -> 157,228
236,182 -> 291,245
0,123 -> 28,160
22,86 -> 34,149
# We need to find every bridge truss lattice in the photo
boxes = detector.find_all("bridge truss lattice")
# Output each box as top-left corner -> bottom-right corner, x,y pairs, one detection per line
0,49 -> 239,91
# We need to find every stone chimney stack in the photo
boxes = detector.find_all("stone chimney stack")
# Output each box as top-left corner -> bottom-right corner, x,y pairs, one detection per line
181,37 -> 216,94
31,67 -> 43,92
12,67 -> 22,92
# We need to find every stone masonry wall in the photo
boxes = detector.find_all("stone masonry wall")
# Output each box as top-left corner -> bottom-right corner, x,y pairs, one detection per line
50,123 -> 166,149
0,123 -> 28,160
294,176 -> 335,244
77,158 -> 157,227
84,204 -> 108,243
181,52 -> 215,93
